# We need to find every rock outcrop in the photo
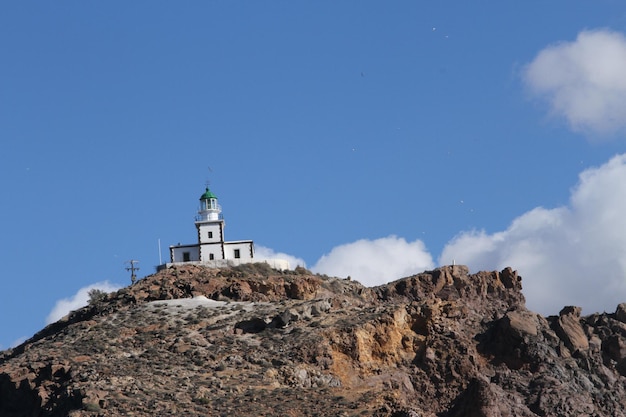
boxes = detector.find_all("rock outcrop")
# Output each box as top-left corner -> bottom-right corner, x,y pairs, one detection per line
1,263 -> 625,416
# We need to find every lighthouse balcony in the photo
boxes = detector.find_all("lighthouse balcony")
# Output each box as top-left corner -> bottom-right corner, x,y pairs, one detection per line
195,213 -> 224,222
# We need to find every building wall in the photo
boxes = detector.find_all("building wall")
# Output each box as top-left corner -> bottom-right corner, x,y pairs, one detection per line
160,258 -> 290,271
223,241 -> 254,261
197,222 -> 224,244
199,242 -> 224,261
170,245 -> 200,263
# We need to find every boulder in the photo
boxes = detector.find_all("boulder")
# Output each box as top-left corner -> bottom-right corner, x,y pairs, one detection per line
553,306 -> 588,353
615,303 -> 626,324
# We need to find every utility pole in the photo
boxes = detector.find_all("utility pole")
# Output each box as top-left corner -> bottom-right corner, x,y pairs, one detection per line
125,260 -> 140,285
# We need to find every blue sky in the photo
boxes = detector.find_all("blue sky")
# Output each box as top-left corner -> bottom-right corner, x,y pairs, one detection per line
3,1 -> 626,349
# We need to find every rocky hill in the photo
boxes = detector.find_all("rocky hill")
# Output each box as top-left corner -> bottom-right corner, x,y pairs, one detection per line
1,263 -> 626,416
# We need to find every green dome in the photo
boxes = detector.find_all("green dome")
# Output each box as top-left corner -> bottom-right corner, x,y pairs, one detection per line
199,187 -> 217,200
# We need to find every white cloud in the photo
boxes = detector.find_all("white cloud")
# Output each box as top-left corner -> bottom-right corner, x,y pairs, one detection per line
255,245 -> 307,270
311,236 -> 435,287
523,29 -> 626,137
10,336 -> 27,348
440,154 -> 626,315
0,336 -> 28,351
46,281 -> 122,324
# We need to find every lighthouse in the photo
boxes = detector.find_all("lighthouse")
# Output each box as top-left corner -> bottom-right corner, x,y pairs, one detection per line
195,187 -> 228,261
168,186 -> 254,265
164,185 -> 290,270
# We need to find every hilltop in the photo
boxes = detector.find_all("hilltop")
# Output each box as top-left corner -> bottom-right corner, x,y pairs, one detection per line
1,263 -> 625,416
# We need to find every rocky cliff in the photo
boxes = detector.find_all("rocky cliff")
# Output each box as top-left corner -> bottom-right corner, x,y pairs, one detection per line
1,263 -> 625,416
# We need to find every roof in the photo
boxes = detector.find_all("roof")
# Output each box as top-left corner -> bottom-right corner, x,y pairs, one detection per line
199,187 -> 217,200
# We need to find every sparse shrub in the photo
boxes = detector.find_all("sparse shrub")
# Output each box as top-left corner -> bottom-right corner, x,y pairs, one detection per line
196,307 -> 212,319
88,289 -> 108,306
83,402 -> 101,412
193,396 -> 211,405
294,266 -> 311,275
252,262 -> 275,276
232,262 -> 276,277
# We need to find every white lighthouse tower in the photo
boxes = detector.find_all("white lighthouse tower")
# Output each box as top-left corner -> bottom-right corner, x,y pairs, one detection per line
165,185 -> 290,270
193,187 -> 237,262
195,186 -> 224,250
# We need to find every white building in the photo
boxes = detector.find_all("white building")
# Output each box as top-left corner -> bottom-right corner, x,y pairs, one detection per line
166,186 -> 289,270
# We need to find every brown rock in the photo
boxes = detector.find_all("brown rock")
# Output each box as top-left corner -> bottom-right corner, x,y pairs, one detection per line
603,335 -> 626,362
554,306 -> 589,353
616,303 -> 626,323
504,310 -> 538,337
1,264 -> 625,416
499,267 -> 522,289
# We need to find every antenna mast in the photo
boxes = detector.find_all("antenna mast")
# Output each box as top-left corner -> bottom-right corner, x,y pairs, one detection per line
125,260 -> 140,284
158,239 -> 162,265
206,166 -> 213,188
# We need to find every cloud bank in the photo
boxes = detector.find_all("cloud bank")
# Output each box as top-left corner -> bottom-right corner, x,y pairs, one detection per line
311,236 -> 435,287
46,281 -> 122,324
255,245 -> 307,270
441,154 -> 626,315
283,32 -> 626,313
286,155 -> 626,317
523,29 -> 626,137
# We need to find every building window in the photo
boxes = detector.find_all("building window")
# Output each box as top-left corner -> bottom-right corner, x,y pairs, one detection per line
209,253 -> 214,260
208,231 -> 213,239
183,252 -> 190,262
234,249 -> 240,259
